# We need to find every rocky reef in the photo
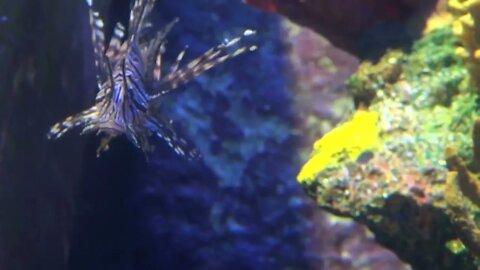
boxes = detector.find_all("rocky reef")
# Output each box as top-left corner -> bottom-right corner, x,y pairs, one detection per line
245,0 -> 439,59
297,24 -> 480,268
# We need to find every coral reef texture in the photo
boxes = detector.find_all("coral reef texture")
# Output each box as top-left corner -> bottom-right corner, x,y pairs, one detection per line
448,0 -> 480,86
298,26 -> 480,269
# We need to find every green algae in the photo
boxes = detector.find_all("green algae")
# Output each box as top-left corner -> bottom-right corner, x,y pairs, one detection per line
298,27 -> 480,269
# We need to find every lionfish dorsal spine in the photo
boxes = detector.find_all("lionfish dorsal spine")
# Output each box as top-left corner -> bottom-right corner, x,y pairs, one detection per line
142,18 -> 179,83
106,22 -> 126,61
85,0 -> 109,89
127,0 -> 155,46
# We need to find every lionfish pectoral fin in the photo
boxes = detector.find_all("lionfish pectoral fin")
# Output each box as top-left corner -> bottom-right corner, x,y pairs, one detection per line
47,107 -> 97,140
47,116 -> 79,140
156,131 -> 200,160
144,114 -> 199,160
156,29 -> 257,95
138,133 -> 156,155
169,45 -> 188,75
125,125 -> 144,149
158,125 -> 200,160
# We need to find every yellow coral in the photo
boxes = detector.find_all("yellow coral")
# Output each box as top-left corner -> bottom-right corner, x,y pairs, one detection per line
424,12 -> 453,34
297,110 -> 380,183
448,0 -> 480,85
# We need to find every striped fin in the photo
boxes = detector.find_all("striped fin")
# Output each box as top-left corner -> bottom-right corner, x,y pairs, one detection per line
152,29 -> 257,98
137,0 -> 156,35
142,18 -> 179,82
139,20 -> 173,57
47,106 -> 98,139
183,30 -> 256,71
162,133 -> 200,160
127,0 -> 155,45
144,114 -> 199,159
86,0 -> 108,88
153,45 -> 163,81
95,55 -> 115,103
106,22 -> 126,64
169,45 -> 188,75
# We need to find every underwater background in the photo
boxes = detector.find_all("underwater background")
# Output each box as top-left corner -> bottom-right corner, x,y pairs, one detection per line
3,0 -> 480,269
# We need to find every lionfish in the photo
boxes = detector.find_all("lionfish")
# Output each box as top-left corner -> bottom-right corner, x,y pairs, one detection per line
47,0 -> 256,157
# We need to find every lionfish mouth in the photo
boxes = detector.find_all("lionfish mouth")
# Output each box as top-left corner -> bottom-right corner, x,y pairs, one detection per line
47,0 -> 257,158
